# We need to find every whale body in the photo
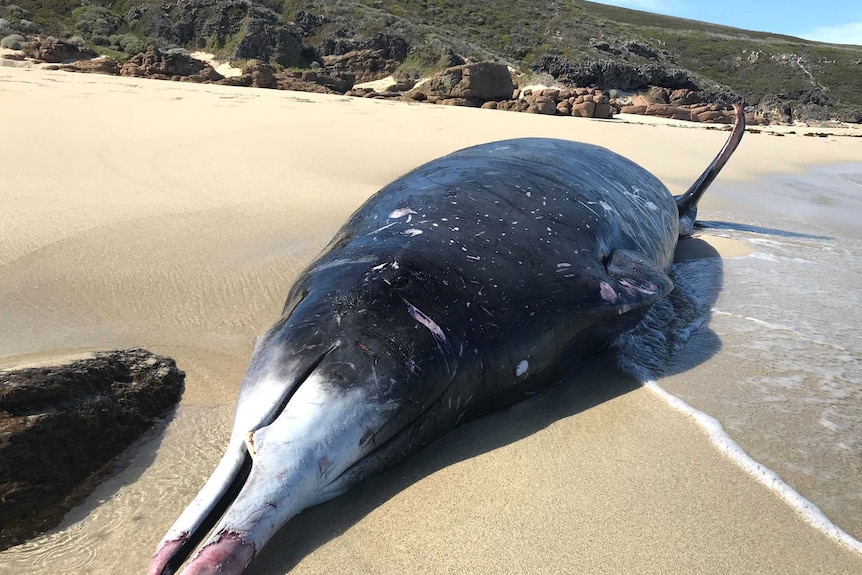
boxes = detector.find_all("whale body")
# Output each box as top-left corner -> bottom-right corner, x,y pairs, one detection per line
150,106 -> 745,575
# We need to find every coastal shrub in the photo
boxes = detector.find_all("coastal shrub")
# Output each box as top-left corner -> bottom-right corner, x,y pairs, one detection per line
14,19 -> 38,34
0,18 -> 10,36
109,33 -> 146,55
0,5 -> 30,21
67,35 -> 85,46
1,34 -> 25,50
91,35 -> 109,46
73,6 -> 121,38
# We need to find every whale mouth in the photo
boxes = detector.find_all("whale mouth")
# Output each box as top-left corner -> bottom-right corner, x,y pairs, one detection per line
150,453 -> 251,575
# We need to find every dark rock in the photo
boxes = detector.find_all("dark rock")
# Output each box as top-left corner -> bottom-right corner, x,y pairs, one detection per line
120,46 -> 223,82
0,349 -> 184,550
136,0 -> 306,67
322,49 -> 399,84
22,37 -> 97,63
273,73 -> 339,94
215,74 -> 253,87
294,10 -> 329,36
535,55 -> 699,92
318,32 -> 410,62
299,69 -> 354,93
408,62 -> 515,102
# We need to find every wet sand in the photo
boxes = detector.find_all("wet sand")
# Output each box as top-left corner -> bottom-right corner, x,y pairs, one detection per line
1,66 -> 862,574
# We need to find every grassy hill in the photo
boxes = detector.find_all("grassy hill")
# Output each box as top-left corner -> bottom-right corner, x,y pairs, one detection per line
3,0 -> 861,121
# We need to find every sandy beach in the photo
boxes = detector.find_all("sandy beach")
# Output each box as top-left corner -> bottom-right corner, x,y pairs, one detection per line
2,66 -> 862,574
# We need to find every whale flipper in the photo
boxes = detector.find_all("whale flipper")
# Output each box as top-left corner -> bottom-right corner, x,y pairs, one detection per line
604,248 -> 674,315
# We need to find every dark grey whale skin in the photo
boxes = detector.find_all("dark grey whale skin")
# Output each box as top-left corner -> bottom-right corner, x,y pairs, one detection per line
151,109 -> 744,575
259,138 -> 678,484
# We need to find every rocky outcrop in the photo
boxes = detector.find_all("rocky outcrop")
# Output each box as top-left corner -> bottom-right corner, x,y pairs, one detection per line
487,87 -> 615,119
0,349 -> 184,549
612,86 -> 758,124
59,57 -> 121,75
408,62 -> 516,104
22,37 -> 97,63
322,49 -> 399,84
536,55 -> 698,92
120,46 -> 223,82
127,0 -> 306,67
242,59 -> 276,89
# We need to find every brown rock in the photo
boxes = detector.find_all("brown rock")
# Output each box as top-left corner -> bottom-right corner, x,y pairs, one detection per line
300,69 -> 354,93
556,101 -> 572,115
525,95 -> 557,115
409,62 -> 515,102
646,86 -> 670,104
0,350 -> 184,550
23,37 -> 97,63
592,94 -> 610,105
60,58 -> 120,75
481,101 -> 498,110
215,75 -> 254,87
575,87 -> 590,96
620,105 -> 647,114
539,88 -> 561,100
669,89 -> 699,106
571,101 -> 596,118
242,59 -> 277,89
594,102 -> 613,119
273,74 -> 338,94
696,110 -> 728,123
441,97 -> 482,107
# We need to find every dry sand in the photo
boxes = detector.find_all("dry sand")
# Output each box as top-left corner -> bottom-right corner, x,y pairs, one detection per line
1,66 -> 862,574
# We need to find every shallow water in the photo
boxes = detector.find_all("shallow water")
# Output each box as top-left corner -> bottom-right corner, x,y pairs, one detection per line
2,164 -> 861,571
634,163 -> 862,540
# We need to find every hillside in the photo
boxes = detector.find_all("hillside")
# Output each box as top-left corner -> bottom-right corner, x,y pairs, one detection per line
2,0 -> 861,123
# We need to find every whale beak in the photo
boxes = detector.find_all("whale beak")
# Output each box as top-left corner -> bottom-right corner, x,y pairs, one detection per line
149,345 -> 394,575
148,435 -> 253,575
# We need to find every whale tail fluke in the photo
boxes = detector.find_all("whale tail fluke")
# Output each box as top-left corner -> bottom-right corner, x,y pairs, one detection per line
675,103 -> 746,236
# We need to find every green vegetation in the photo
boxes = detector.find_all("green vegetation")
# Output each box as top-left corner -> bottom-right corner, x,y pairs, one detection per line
1,32 -> 24,49
3,0 -> 861,119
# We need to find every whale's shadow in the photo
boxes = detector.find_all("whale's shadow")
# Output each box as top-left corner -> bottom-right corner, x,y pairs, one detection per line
249,237 -> 726,574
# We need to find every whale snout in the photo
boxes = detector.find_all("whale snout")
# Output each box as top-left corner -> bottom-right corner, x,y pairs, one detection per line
181,533 -> 255,575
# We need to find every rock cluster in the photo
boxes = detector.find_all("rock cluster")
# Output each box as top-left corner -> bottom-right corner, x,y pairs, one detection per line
615,86 -> 759,124
0,349 -> 184,549
22,37 -> 96,63
120,45 -> 222,82
486,87 -> 615,119
322,49 -> 399,84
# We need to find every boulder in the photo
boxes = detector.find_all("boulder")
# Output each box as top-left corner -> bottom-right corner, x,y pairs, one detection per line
23,37 -> 97,63
0,349 -> 184,549
525,94 -> 557,115
571,100 -> 596,118
409,62 -> 515,102
242,59 -> 277,89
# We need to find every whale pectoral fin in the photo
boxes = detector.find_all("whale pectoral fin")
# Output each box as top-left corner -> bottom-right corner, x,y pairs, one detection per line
602,249 -> 673,314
